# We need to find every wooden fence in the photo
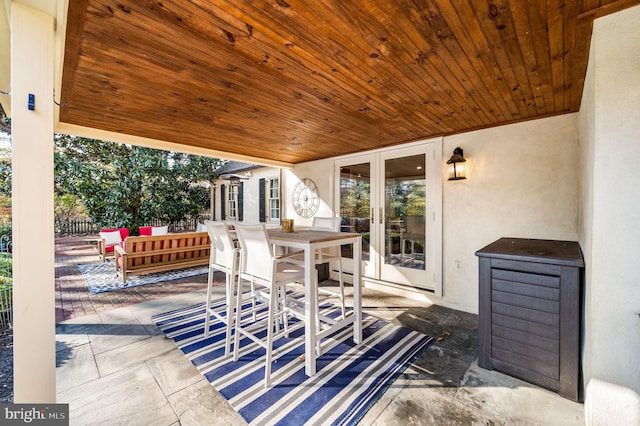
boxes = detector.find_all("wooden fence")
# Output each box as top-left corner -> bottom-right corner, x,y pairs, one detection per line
55,219 -> 97,236
54,216 -> 209,236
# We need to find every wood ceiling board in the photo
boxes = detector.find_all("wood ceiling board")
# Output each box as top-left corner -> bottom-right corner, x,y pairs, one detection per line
59,0 -> 640,164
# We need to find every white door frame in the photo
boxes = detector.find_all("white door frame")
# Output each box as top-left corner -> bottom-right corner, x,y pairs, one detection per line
334,138 -> 442,296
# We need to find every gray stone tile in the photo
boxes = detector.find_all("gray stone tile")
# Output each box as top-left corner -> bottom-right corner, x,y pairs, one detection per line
146,346 -> 203,396
392,307 -> 442,332
95,334 -> 176,377
454,380 -> 514,421
128,290 -> 209,315
360,376 -> 408,425
58,363 -> 178,426
98,306 -> 138,324
143,323 -> 166,336
369,386 -> 502,426
438,309 -> 479,332
56,343 -> 100,393
88,323 -> 153,355
56,333 -> 90,353
394,307 -> 478,354
130,305 -> 168,325
58,312 -> 104,326
452,361 -> 584,424
461,361 -> 523,388
410,345 -> 477,388
167,379 -> 246,425
505,385 -> 585,425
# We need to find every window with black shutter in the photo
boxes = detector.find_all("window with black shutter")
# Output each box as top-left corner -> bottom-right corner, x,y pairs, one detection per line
238,182 -> 244,221
259,178 -> 266,222
220,184 -> 226,220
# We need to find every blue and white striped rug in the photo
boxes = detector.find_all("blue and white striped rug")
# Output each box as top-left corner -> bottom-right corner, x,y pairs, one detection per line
152,296 -> 435,426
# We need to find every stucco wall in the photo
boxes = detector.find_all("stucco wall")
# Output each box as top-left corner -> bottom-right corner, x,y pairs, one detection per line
579,5 -> 640,424
578,15 -> 596,404
441,115 -> 579,312
283,161 -> 336,227
287,115 -> 579,314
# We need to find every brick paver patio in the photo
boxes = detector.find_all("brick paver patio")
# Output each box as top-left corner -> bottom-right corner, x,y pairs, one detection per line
55,236 -> 216,322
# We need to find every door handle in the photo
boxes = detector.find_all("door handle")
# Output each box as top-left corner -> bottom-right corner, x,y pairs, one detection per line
370,208 -> 374,224
380,207 -> 383,224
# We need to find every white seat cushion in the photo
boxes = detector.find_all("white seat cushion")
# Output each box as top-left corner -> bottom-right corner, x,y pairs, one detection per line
151,225 -> 169,236
99,230 -> 122,246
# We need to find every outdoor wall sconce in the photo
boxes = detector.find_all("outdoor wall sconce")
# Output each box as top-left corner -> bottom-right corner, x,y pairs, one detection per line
446,147 -> 467,181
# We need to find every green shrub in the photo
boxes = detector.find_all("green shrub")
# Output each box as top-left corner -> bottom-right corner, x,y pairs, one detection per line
0,224 -> 10,241
0,253 -> 11,275
0,253 -> 11,312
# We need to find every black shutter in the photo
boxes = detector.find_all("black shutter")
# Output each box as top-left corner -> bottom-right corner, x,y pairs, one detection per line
238,182 -> 244,221
220,184 -> 226,220
212,186 -> 216,221
259,178 -> 266,222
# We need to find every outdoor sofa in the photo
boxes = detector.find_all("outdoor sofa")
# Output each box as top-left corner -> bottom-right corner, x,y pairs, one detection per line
97,225 -> 169,261
114,231 -> 210,282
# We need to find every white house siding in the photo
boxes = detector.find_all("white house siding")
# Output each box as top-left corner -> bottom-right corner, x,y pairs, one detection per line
579,5 -> 640,424
212,167 -> 283,226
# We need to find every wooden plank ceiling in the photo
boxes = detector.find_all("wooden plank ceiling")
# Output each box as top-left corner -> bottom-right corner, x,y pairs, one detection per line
59,0 -> 639,164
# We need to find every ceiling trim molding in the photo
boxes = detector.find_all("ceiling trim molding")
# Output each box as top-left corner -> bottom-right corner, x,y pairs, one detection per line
577,0 -> 640,21
55,122 -> 294,169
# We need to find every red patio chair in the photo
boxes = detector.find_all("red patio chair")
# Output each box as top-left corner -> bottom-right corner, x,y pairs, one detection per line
97,228 -> 129,261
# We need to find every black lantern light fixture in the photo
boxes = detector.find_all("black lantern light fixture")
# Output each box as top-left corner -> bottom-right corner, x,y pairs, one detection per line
446,147 -> 467,180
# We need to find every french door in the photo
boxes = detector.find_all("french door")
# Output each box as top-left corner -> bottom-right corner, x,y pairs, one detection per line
335,142 -> 442,294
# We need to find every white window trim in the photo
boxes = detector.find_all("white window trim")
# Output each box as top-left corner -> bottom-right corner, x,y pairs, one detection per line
227,183 -> 239,221
266,176 -> 280,222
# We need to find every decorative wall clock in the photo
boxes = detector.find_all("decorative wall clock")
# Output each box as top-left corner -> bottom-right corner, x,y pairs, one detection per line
292,178 -> 320,218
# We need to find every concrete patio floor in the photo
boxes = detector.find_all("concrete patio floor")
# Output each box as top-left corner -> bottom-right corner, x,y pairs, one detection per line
55,237 -> 585,425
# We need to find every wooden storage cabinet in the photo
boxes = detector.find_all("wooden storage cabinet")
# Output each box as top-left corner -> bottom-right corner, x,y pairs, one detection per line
475,238 -> 584,401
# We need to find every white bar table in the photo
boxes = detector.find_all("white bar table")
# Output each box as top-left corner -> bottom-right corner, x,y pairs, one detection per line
267,228 -> 363,376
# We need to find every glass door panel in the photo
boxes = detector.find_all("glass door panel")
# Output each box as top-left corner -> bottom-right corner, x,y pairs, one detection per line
336,156 -> 376,278
379,150 -> 427,285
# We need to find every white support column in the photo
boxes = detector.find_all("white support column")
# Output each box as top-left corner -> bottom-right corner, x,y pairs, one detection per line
11,2 -> 56,402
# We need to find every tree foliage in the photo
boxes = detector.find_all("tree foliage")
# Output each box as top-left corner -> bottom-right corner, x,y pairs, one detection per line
0,103 -> 11,135
54,193 -> 86,223
0,148 -> 10,198
339,177 -> 371,219
54,134 -> 223,232
385,179 -> 425,219
0,147 -> 11,221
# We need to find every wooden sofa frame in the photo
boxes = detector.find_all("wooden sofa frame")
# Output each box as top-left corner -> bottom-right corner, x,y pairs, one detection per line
114,232 -> 210,283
